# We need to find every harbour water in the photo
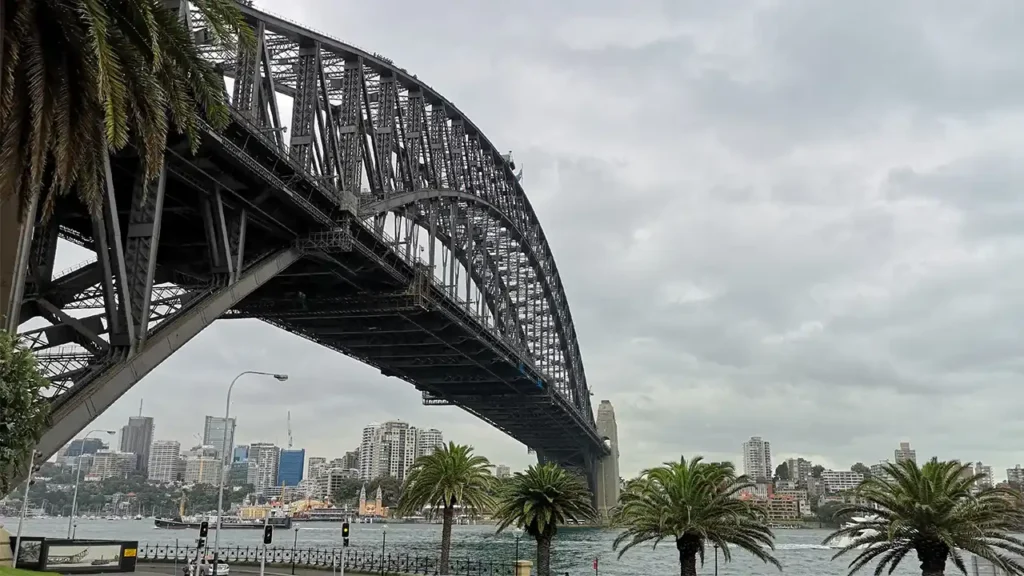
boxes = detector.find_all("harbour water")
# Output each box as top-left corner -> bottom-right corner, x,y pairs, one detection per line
0,517 -> 948,575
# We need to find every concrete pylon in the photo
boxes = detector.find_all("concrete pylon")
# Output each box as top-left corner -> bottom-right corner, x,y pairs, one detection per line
594,400 -> 620,519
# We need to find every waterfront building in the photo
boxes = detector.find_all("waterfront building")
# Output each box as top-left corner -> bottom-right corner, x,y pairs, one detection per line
785,457 -> 812,485
820,469 -> 864,493
185,451 -> 220,485
203,416 -> 236,461
894,441 -> 916,464
120,416 -> 154,473
148,440 -> 181,483
308,457 -> 327,480
87,450 -> 137,481
278,449 -> 305,486
742,436 -> 772,481
249,443 -> 281,494
869,460 -> 894,482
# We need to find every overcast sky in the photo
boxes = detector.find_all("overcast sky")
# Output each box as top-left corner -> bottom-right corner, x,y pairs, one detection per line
51,0 -> 1024,480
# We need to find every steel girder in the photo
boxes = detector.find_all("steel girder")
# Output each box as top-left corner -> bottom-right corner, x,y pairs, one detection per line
189,4 -> 596,433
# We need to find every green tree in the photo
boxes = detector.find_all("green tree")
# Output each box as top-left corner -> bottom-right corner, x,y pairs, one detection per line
824,459 -> 1024,575
774,462 -> 789,481
367,475 -> 402,508
0,0 -> 253,322
492,463 -> 595,576
397,443 -> 494,575
850,462 -> 871,477
612,456 -> 781,576
330,478 -> 363,506
812,464 -> 825,479
0,330 -> 50,495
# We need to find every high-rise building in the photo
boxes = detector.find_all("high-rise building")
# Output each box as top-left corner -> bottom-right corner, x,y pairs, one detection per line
416,429 -> 444,458
742,436 -> 772,481
1007,465 -> 1024,485
359,421 -> 429,482
308,457 -> 327,480
785,458 -> 813,484
975,462 -> 993,489
342,450 -> 360,470
278,449 -> 305,487
120,416 -> 154,473
203,416 -> 236,461
148,441 -> 181,483
87,450 -> 137,481
233,446 -> 249,463
495,465 -> 511,479
249,443 -> 281,494
894,442 -> 916,464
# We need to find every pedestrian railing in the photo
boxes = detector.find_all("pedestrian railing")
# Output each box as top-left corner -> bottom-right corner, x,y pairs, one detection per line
137,543 -> 517,576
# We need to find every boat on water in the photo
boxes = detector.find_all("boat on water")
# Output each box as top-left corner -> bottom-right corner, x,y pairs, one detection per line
155,515 -> 292,530
829,515 -> 880,549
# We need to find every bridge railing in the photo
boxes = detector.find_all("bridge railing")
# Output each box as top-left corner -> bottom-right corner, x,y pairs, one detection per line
137,543 -> 515,576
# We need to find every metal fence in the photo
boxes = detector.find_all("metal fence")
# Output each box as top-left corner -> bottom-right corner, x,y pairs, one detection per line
971,555 -> 1021,576
138,543 -> 516,576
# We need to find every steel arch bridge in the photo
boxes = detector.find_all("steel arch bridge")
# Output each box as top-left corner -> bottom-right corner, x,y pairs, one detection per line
6,1 -> 613,489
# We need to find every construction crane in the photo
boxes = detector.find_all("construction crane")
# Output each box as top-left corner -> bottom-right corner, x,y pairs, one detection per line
287,411 -> 293,449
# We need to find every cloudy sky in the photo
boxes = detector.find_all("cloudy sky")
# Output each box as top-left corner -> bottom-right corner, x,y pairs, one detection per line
53,0 -> 1024,480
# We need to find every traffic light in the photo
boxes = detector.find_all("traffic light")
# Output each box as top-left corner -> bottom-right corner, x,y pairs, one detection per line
263,524 -> 274,545
199,521 -> 209,538
341,522 -> 349,547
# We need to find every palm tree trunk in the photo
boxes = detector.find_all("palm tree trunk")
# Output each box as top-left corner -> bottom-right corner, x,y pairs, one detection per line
676,538 -> 700,576
535,534 -> 552,576
439,505 -> 454,575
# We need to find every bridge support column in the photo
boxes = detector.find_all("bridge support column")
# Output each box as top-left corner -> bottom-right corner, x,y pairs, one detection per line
34,247 -> 302,463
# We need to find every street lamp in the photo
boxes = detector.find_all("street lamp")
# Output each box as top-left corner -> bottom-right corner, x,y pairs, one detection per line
12,450 -> 41,567
512,528 -> 522,570
380,525 -> 388,576
213,371 -> 288,568
68,430 -> 117,537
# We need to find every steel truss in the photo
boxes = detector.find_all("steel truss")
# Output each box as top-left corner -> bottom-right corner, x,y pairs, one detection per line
190,4 -> 595,431
9,1 -> 605,477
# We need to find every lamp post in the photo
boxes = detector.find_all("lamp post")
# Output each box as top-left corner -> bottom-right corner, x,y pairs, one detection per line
68,430 -> 117,537
12,450 -> 40,567
380,525 -> 388,576
291,527 -> 299,575
512,528 -> 521,571
213,371 -> 288,569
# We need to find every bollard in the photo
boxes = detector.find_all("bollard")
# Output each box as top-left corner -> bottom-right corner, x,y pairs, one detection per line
515,560 -> 533,576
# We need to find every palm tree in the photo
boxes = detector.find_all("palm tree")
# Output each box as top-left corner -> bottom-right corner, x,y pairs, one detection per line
396,443 -> 494,575
824,458 -> 1024,576
492,462 -> 596,576
612,456 -> 781,576
0,0 -> 252,323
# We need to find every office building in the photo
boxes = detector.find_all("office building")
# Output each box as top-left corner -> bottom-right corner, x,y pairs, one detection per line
87,450 -> 137,481
148,441 -> 181,483
66,437 -> 109,457
233,446 -> 249,463
120,416 -> 154,473
742,436 -> 772,481
185,447 -> 221,485
278,449 -> 305,487
342,450 -> 360,470
416,429 -> 444,457
203,416 -> 236,461
249,443 -> 281,494
894,442 -> 916,465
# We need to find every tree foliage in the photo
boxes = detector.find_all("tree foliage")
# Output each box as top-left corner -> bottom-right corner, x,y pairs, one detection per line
774,462 -> 789,481
0,330 -> 50,496
397,443 -> 494,575
0,0 -> 253,218
612,456 -> 781,576
811,464 -> 825,479
850,462 -> 871,477
492,463 -> 595,576
824,459 -> 1024,576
